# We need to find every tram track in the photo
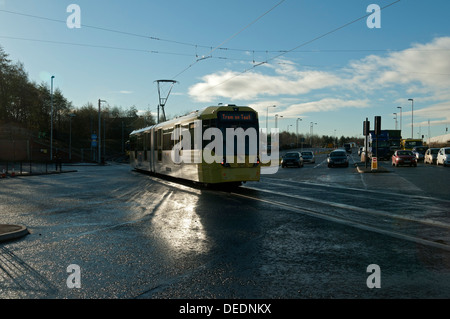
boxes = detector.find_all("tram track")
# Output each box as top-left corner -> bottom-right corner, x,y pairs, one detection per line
140,171 -> 450,251
228,180 -> 450,252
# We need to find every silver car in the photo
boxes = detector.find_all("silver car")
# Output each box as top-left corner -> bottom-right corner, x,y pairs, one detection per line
300,151 -> 315,163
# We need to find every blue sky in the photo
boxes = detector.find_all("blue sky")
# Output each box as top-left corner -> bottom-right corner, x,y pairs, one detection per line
1,0 -> 450,139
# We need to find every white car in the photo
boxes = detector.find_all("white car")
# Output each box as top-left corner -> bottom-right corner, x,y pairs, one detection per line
424,148 -> 439,164
436,147 -> 450,166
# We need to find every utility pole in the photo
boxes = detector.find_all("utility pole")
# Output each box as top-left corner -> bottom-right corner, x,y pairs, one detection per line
50,75 -> 55,160
408,98 -> 414,138
98,99 -> 107,164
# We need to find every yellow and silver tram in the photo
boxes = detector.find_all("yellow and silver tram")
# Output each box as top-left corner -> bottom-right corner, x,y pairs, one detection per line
129,104 -> 260,185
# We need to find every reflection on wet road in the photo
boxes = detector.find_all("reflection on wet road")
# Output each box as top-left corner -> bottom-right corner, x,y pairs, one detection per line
0,162 -> 449,298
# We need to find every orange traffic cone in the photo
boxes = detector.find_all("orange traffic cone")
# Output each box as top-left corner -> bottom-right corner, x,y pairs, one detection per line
11,168 -> 15,177
1,169 -> 5,178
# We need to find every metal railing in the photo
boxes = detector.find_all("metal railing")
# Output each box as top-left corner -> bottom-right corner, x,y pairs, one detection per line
1,161 -> 63,177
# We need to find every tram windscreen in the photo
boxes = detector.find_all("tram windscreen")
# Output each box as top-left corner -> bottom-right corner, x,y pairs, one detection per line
216,111 -> 259,157
218,111 -> 256,123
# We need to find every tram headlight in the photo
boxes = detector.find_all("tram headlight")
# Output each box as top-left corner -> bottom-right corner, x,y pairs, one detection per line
221,158 -> 230,167
253,157 -> 260,167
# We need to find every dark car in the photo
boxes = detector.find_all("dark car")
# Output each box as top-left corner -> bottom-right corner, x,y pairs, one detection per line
344,143 -> 352,153
392,150 -> 417,167
281,152 -> 304,168
412,146 -> 428,161
327,150 -> 349,167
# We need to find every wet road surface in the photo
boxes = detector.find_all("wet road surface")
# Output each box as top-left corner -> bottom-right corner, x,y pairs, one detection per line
0,160 -> 449,299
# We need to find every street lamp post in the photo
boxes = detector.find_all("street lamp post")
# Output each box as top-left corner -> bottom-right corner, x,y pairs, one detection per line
296,118 -> 302,147
310,122 -> 317,147
275,114 -> 283,129
334,129 -> 337,148
69,113 -> 76,161
266,105 -> 276,131
287,124 -> 292,132
50,75 -> 55,160
408,98 -> 414,138
397,106 -> 402,132
98,99 -> 107,164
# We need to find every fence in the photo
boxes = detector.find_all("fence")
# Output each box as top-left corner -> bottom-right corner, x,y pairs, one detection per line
1,161 -> 63,177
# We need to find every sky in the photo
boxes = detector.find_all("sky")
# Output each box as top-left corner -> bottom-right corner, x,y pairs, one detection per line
1,0 -> 450,140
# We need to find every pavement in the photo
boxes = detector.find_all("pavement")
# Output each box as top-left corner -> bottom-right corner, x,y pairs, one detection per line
0,224 -> 29,243
354,162 -> 391,173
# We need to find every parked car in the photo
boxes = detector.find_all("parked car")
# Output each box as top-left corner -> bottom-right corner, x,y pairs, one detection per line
436,147 -> 450,166
281,152 -> 304,168
327,149 -> 349,168
391,150 -> 417,167
412,146 -> 428,161
424,148 -> 439,164
300,151 -> 315,163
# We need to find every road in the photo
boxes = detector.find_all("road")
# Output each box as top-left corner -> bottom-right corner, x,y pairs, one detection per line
0,153 -> 449,300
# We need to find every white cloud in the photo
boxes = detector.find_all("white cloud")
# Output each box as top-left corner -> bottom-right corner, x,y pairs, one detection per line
277,98 -> 370,119
343,37 -> 450,92
188,62 -> 341,102
187,37 -> 450,125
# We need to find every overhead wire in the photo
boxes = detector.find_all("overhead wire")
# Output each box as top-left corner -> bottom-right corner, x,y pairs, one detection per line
1,3 -> 447,60
195,0 -> 403,96
170,0 -> 286,79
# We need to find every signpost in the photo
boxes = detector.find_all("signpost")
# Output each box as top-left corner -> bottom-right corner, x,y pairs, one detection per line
363,118 -> 370,168
373,116 -> 381,171
91,134 -> 98,161
371,156 -> 378,170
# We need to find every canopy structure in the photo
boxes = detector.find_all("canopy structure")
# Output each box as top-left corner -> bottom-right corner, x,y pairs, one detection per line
155,80 -> 178,123
427,133 -> 450,146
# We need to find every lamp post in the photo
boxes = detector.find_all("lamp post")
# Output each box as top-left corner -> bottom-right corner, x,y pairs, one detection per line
287,124 -> 292,132
98,99 -> 107,164
334,129 -> 337,148
69,113 -> 76,161
408,98 -> 414,138
393,112 -> 398,130
310,122 -> 317,147
266,105 -> 276,131
50,75 -> 55,160
397,106 -> 402,132
296,118 -> 302,147
275,114 -> 283,129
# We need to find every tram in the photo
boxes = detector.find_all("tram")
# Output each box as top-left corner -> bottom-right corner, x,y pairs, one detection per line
129,104 -> 260,185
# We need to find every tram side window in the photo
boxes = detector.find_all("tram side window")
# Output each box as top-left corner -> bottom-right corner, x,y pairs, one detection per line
157,129 -> 162,161
129,135 -> 137,151
135,134 -> 143,159
163,128 -> 173,151
137,135 -> 143,150
129,135 -> 138,159
189,123 -> 195,150
202,119 -> 218,148
144,132 -> 150,160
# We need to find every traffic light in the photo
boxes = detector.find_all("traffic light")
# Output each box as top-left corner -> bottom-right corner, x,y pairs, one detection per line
363,120 -> 370,136
374,116 -> 381,135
